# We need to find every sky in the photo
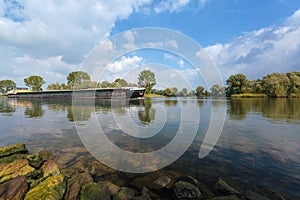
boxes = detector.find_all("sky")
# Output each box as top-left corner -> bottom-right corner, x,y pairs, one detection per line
1,0 -> 300,90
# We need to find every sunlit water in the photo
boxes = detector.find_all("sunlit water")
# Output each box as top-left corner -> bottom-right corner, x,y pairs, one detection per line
0,97 -> 299,199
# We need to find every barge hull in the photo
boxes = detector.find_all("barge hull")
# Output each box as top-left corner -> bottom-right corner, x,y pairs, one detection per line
7,88 -> 145,99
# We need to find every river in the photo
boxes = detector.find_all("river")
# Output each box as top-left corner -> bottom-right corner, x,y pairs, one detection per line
0,97 -> 299,199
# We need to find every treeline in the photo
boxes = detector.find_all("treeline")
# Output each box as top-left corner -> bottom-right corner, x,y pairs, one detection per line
225,71 -> 300,98
1,70 -> 299,98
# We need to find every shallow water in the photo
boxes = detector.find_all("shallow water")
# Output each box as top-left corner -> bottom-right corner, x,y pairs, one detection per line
0,97 -> 299,199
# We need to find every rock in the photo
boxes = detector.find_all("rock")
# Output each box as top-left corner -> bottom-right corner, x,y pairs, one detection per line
0,154 -> 26,164
98,181 -> 120,195
64,172 -> 93,200
174,181 -> 201,199
215,178 -> 240,197
41,160 -> 60,177
153,175 -> 172,189
24,174 -> 67,200
246,190 -> 270,200
207,195 -> 241,200
57,152 -> 77,166
85,160 -> 116,177
61,146 -> 87,154
79,182 -> 110,200
114,187 -> 136,200
0,143 -> 28,158
179,176 -> 215,199
25,154 -> 43,169
0,176 -> 28,200
0,159 -> 36,183
38,150 -> 55,161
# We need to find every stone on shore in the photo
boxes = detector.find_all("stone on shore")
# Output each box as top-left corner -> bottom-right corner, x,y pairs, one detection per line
0,176 -> 28,200
246,190 -> 270,200
64,172 -> 93,200
24,154 -> 43,169
215,178 -> 240,197
79,182 -> 110,200
0,159 -> 36,183
0,143 -> 28,158
207,195 -> 241,200
174,180 -> 202,199
38,150 -> 55,161
24,174 -> 67,200
113,187 -> 136,200
41,160 -> 60,177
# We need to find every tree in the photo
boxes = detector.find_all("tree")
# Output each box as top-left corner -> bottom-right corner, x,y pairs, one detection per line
226,74 -> 249,96
0,80 -> 16,94
171,87 -> 178,96
24,75 -> 45,91
287,72 -> 300,94
262,73 -> 290,97
67,71 -> 90,86
196,85 -> 204,97
164,88 -> 173,97
138,70 -> 156,94
100,81 -> 111,88
188,90 -> 195,96
179,88 -> 188,96
113,78 -> 128,87
210,84 -> 226,97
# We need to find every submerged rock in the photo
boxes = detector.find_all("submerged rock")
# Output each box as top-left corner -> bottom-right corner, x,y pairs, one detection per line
215,178 -> 240,197
246,190 -> 270,200
113,187 -> 136,200
153,175 -> 172,189
0,176 -> 28,200
0,143 -> 28,158
24,174 -> 67,200
64,172 -> 93,200
207,195 -> 241,200
38,150 -> 55,161
85,160 -> 116,177
174,180 -> 202,199
0,159 -> 36,183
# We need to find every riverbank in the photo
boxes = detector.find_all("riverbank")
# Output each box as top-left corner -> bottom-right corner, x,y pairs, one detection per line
144,93 -> 166,98
0,143 -> 286,200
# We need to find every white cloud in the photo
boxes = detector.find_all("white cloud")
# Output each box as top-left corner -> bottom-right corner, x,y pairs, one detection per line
154,0 -> 190,13
177,59 -> 184,67
205,8 -> 300,80
0,0 -> 151,85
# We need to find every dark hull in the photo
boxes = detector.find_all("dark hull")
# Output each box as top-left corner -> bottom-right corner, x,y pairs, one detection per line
7,88 -> 145,99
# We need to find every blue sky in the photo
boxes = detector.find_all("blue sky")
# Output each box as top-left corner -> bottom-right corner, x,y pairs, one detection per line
0,0 -> 300,90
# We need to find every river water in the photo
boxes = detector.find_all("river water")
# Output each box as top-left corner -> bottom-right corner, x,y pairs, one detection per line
0,97 -> 299,199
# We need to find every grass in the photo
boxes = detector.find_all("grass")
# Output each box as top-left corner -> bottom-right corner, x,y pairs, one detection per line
231,93 -> 267,98
144,93 -> 166,98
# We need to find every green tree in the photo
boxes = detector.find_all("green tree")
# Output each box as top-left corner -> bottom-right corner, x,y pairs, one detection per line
287,72 -> 300,94
226,74 -> 249,96
24,75 -> 45,91
164,88 -> 173,97
100,81 -> 111,88
180,88 -> 188,96
113,78 -> 128,87
67,71 -> 90,86
210,84 -> 226,97
0,79 -> 16,94
196,85 -> 204,97
138,70 -> 156,94
262,73 -> 290,97
171,87 -> 178,96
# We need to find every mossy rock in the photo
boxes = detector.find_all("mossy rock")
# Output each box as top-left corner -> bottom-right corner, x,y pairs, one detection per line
0,159 -> 36,183
24,174 -> 67,200
0,143 -> 28,158
25,154 -> 43,169
0,154 -> 26,164
80,182 -> 110,200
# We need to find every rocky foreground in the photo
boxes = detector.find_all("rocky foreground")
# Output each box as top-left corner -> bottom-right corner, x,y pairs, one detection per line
0,143 -> 286,200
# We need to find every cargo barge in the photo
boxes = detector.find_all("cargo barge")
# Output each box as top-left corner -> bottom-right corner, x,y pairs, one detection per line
7,87 -> 145,99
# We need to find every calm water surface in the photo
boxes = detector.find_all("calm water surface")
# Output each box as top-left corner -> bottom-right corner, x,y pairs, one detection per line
0,97 -> 299,199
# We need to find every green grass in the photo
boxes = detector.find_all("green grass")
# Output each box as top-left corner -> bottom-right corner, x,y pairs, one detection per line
144,93 -> 166,98
231,93 -> 267,98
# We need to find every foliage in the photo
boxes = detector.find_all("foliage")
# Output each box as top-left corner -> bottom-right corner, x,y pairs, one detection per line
138,70 -> 156,94
113,78 -> 128,87
47,83 -> 68,90
67,71 -> 90,86
164,88 -> 173,97
210,84 -> 226,97
226,74 -> 249,96
24,76 -> 46,91
231,93 -> 267,98
0,80 -> 16,94
287,72 -> 300,94
196,85 -> 204,97
262,73 -> 290,97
